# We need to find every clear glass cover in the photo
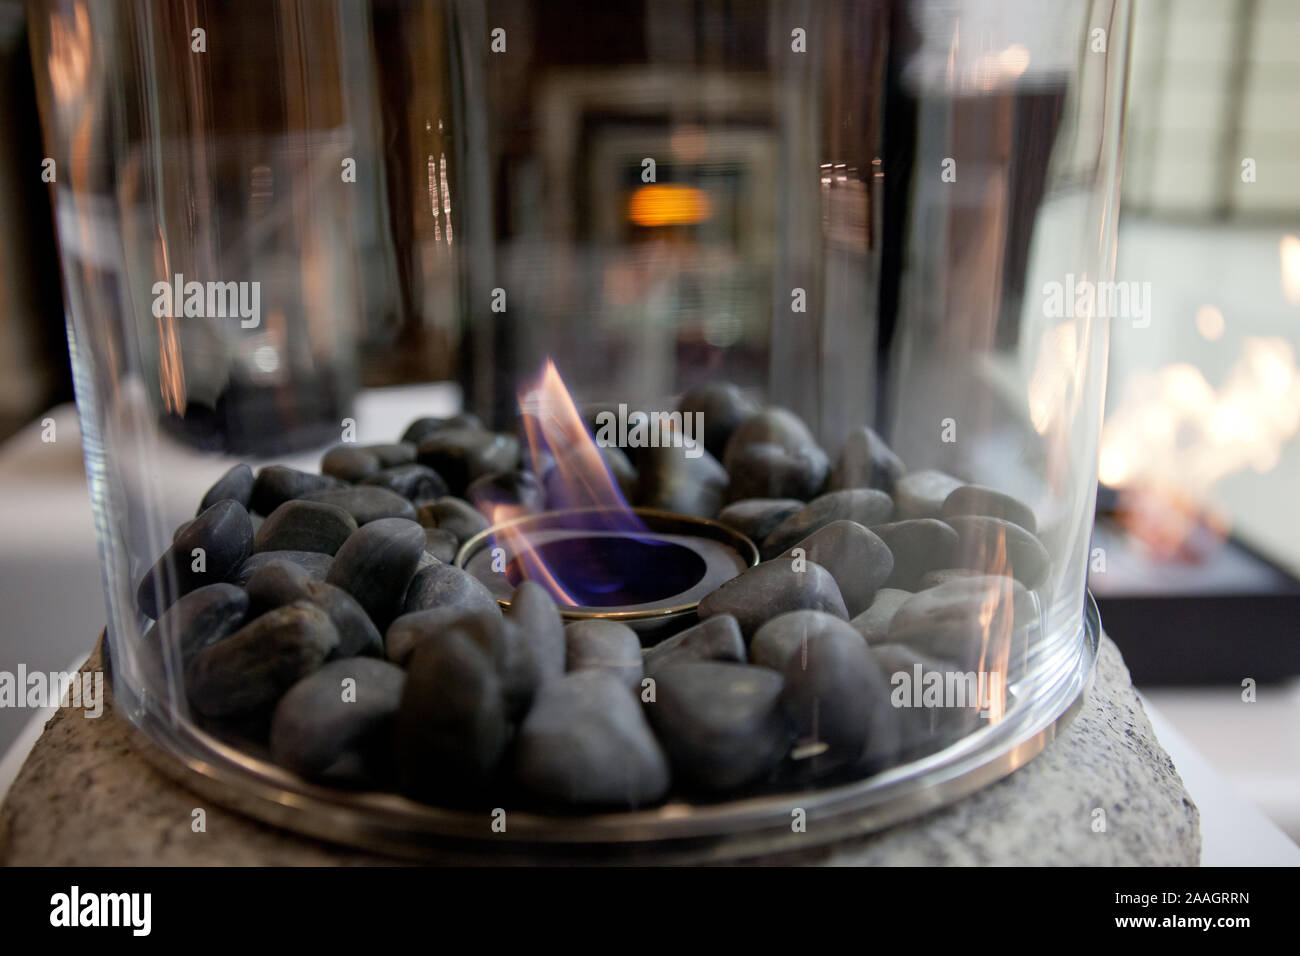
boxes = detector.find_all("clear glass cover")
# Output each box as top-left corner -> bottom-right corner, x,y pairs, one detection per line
30,0 -> 1129,820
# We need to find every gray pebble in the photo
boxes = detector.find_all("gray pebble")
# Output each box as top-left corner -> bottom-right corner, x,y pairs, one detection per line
396,631 -> 509,803
678,382 -> 760,460
917,568 -> 983,589
253,499 -> 357,555
564,620 -> 643,690
233,550 -> 333,586
697,559 -> 848,639
725,442 -> 829,503
138,499 -> 254,619
401,413 -> 483,446
187,601 -> 339,718
361,463 -> 449,501
416,429 -> 520,497
326,518 -> 426,630
249,465 -> 347,515
716,498 -> 803,545
270,657 -> 406,782
643,614 -> 745,674
423,528 -> 459,563
403,560 -> 500,618
871,643 -> 982,758
941,484 -> 1038,534
830,426 -> 906,494
887,576 -> 1036,672
385,601 -> 504,668
849,588 -> 913,645
301,485 -> 418,525
647,662 -> 789,792
722,407 -> 817,472
197,463 -> 255,514
140,583 -> 248,695
634,444 -> 729,519
751,609 -> 863,671
515,671 -> 670,809
497,581 -> 566,717
466,470 -> 544,513
892,469 -> 964,520
869,518 -> 960,590
414,496 -> 489,544
778,520 -> 892,616
945,515 -> 1051,588
320,445 -> 381,483
761,488 -> 893,558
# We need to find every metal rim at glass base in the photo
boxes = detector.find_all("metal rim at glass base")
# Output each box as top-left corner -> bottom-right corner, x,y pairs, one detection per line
107,595 -> 1102,864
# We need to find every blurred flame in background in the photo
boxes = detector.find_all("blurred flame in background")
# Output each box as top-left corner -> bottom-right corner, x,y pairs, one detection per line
627,184 -> 713,228
1281,234 -> 1300,306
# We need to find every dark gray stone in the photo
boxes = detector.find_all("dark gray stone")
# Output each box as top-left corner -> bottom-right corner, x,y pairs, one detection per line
385,600 -> 504,668
301,486 -> 418,525
416,429 -> 520,497
325,518 -> 426,630
564,620 -> 642,690
395,631 -> 509,803
761,488 -> 894,558
423,528 -> 459,563
515,671 -> 670,809
249,466 -> 347,516
888,576 -> 1037,673
270,658 -> 406,782
725,442 -> 830,503
252,499 -> 357,556
400,413 -> 483,446
917,568 -> 983,589
232,550 -> 332,587
945,515 -> 1051,588
716,498 -> 803,545
140,583 -> 248,695
320,445 -> 381,483
245,559 -> 314,615
643,615 -> 745,674
892,469 -> 964,520
871,642 -> 983,758
647,662 -> 789,792
942,484 -> 1038,534
849,588 -> 913,645
830,426 -> 906,494
187,601 -> 339,718
414,496 -> 489,545
781,626 -> 899,775
678,382 -> 761,460
697,559 -> 848,639
361,463 -> 449,501
497,581 -> 566,717
779,520 -> 892,616
197,464 -> 255,514
367,443 -> 419,468
138,500 -> 254,619
751,609 -> 862,671
403,560 -> 500,618
722,407 -> 818,473
869,518 -> 961,590
466,470 -> 544,513
634,444 -> 729,519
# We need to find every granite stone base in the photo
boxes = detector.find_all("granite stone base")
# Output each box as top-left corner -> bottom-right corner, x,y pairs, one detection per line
0,635 -> 1199,865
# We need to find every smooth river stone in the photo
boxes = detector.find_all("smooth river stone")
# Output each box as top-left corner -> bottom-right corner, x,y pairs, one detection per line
384,601 -> 504,668
415,429 -> 520,497
761,488 -> 894,558
829,426 -> 906,494
917,568 -> 983,589
496,581 -> 566,718
849,588 -> 913,646
945,515 -> 1051,588
869,518 -> 960,590
400,412 -> 483,446
722,407 -> 818,472
724,442 -> 830,503
252,500 -> 357,556
678,381 -> 761,460
232,550 -> 332,586
270,657 -> 406,783
140,583 -> 249,695
466,470 -> 544,513
647,661 -> 789,792
716,498 -> 803,545
697,559 -> 848,639
137,499 -> 254,620
402,561 -> 500,618
414,496 -> 489,544
325,518 -> 426,630
643,615 -> 745,675
871,642 -> 982,758
941,484 -> 1038,534
892,469 -> 964,520
395,631 -> 509,804
423,528 -> 459,564
187,601 -> 340,718
781,626 -> 899,775
515,671 -> 670,809
301,486 -> 418,525
634,443 -> 729,519
197,463 -> 255,515
320,445 -> 381,483
778,520 -> 892,616
564,621 -> 643,691
751,609 -> 863,671
887,576 -> 1036,673
361,463 -> 449,502
249,466 -> 347,516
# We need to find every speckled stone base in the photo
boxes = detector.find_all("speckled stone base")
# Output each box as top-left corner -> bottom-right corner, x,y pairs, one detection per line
0,634 -> 1199,865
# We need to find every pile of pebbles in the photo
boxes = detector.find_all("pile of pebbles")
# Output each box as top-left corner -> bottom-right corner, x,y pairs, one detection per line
133,383 -> 1049,811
